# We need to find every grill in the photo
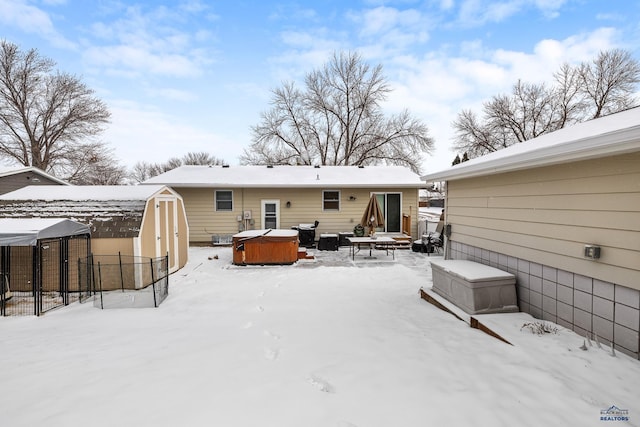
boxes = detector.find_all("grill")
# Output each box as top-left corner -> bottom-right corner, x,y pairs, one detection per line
292,221 -> 319,248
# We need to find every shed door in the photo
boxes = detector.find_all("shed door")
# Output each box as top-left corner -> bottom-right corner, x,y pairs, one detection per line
156,196 -> 179,273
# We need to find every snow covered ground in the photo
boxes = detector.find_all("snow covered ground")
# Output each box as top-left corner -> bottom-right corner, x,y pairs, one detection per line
2,246 -> 639,427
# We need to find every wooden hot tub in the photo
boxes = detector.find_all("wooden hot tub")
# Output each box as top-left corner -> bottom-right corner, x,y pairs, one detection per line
232,229 -> 299,265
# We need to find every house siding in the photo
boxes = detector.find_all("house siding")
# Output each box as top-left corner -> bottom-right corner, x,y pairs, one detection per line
175,187 -> 419,244
0,172 -> 62,195
445,152 -> 640,291
444,152 -> 640,359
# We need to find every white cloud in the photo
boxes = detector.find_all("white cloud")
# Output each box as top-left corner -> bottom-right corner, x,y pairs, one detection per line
0,0 -> 75,49
103,101 -> 242,166
81,4 -> 215,78
83,45 -> 205,78
348,6 -> 431,53
381,26 -> 624,172
457,0 -> 568,26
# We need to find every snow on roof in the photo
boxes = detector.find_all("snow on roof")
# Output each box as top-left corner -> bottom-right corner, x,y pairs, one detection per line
0,218 -> 90,246
143,165 -> 425,188
0,186 -> 174,238
422,107 -> 640,182
0,166 -> 70,185
0,184 -> 169,201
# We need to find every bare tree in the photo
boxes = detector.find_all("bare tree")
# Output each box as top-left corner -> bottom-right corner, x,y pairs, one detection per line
0,40 -> 114,180
62,142 -> 128,184
131,151 -> 225,183
242,51 -> 434,173
578,49 -> 640,118
452,48 -> 640,158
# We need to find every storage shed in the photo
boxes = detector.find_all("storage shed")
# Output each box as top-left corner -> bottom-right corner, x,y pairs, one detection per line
0,218 -> 90,316
0,185 -> 189,274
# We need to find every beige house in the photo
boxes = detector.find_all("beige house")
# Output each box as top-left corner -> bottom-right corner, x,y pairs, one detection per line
0,185 -> 189,274
144,165 -> 424,245
422,107 -> 640,358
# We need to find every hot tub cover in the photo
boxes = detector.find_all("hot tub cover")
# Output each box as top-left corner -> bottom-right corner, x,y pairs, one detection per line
233,229 -> 298,238
0,218 -> 90,246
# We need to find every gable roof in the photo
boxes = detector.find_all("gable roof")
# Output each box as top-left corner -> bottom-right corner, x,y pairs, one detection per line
0,218 -> 90,246
0,166 -> 70,185
0,185 -> 173,238
421,107 -> 640,182
143,165 -> 425,188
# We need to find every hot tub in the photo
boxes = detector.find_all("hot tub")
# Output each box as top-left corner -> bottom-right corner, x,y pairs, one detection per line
430,259 -> 518,315
232,229 -> 299,265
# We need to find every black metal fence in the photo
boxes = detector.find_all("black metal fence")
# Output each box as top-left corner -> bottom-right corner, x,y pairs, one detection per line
78,254 -> 169,309
0,236 -> 90,316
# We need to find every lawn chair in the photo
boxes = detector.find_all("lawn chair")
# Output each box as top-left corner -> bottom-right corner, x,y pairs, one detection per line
422,220 -> 444,256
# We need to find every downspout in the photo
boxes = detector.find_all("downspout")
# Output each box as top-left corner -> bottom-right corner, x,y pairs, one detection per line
444,180 -> 451,260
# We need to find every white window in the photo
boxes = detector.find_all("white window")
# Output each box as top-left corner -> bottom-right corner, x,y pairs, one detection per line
215,190 -> 233,211
323,190 -> 340,211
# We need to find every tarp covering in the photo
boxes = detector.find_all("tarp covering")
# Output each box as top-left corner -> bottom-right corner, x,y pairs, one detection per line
0,218 -> 90,246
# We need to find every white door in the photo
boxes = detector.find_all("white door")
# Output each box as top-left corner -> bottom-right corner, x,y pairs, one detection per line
261,200 -> 280,229
155,196 -> 179,273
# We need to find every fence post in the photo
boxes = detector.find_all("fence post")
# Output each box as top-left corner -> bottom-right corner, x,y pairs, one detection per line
118,252 -> 125,292
150,258 -> 157,307
33,245 -> 39,316
97,261 -> 104,309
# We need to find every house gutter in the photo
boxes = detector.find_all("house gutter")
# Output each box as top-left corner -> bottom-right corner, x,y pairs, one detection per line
421,125 -> 640,183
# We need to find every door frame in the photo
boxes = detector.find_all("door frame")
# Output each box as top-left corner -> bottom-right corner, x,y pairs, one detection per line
371,192 -> 403,233
155,196 -> 179,273
260,199 -> 280,229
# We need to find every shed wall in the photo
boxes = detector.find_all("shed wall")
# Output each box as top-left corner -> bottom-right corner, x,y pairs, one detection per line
91,238 -> 135,257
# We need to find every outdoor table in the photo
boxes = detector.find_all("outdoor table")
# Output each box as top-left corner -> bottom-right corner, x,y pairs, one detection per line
347,236 -> 396,260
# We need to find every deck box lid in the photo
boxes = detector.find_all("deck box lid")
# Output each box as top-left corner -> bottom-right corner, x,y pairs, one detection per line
429,259 -> 514,283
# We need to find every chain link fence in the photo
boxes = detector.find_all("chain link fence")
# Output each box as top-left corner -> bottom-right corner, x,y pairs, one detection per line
78,254 -> 169,309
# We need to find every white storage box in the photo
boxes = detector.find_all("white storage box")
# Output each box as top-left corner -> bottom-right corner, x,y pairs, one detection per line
430,259 -> 518,315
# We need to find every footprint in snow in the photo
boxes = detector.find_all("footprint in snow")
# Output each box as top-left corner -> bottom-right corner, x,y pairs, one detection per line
256,305 -> 264,312
264,330 -> 281,340
264,348 -> 279,361
258,291 -> 265,297
307,375 -> 335,393
242,321 -> 253,329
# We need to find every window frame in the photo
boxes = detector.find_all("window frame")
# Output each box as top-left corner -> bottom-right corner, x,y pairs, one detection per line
322,190 -> 341,211
214,190 -> 233,212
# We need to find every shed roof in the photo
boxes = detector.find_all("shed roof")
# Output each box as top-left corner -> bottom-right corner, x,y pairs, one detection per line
143,165 -> 425,188
421,107 -> 640,182
0,218 -> 89,246
0,185 -> 173,238
0,184 -> 169,200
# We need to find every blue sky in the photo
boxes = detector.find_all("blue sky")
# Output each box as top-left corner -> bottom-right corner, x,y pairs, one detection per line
2,0 -> 639,174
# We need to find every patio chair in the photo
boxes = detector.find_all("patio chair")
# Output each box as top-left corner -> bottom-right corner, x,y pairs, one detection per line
422,232 -> 443,255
